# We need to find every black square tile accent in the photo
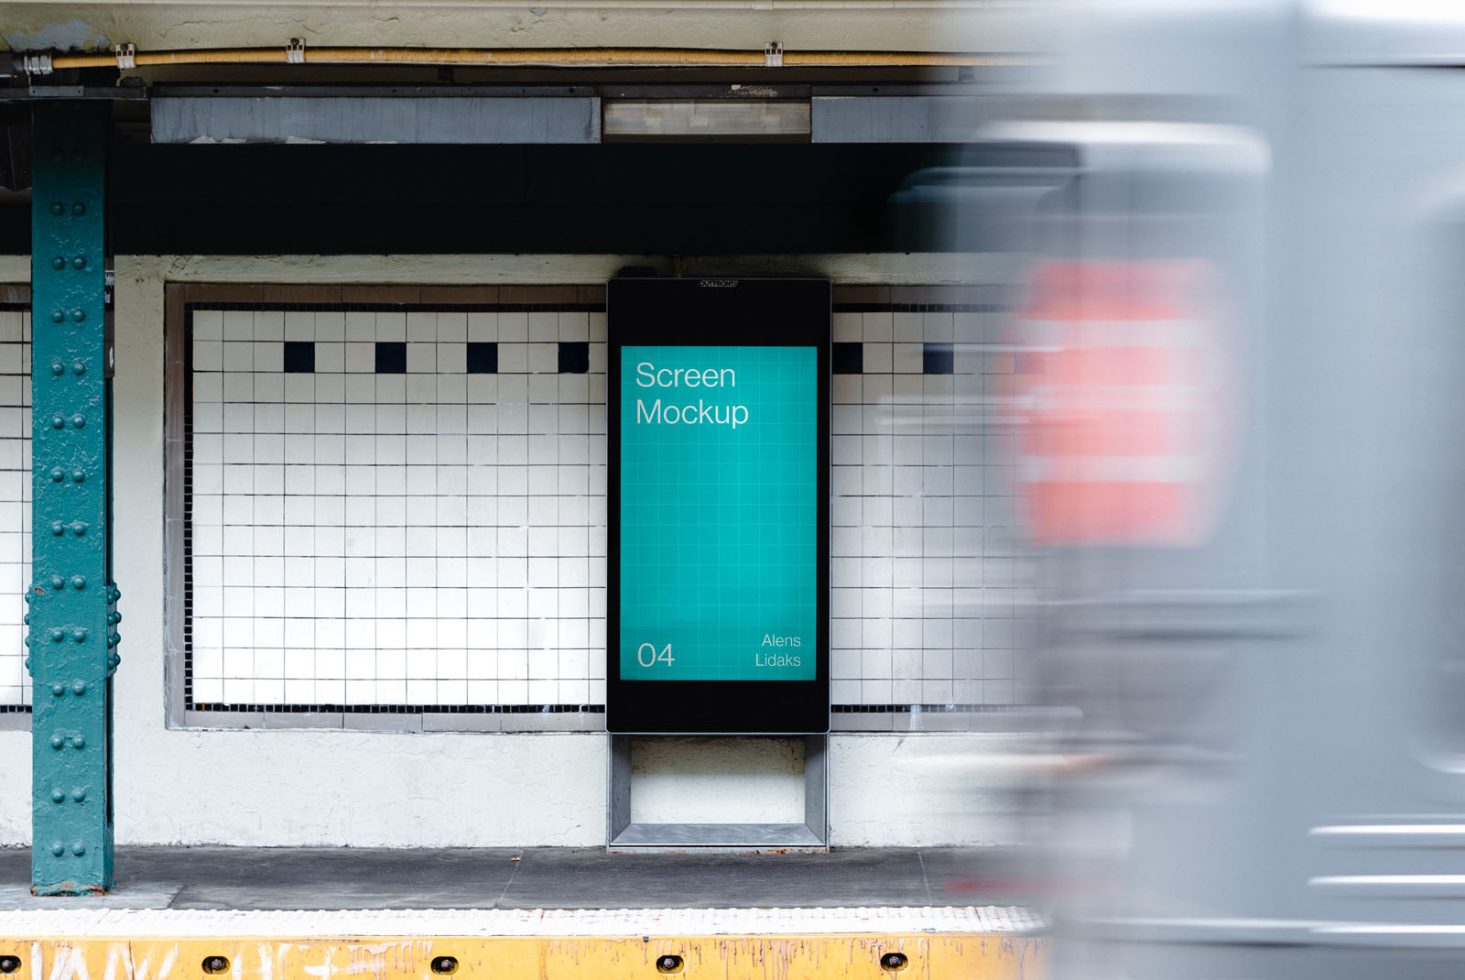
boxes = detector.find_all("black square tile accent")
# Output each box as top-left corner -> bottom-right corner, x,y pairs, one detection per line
832,342 -> 864,374
558,341 -> 589,374
467,341 -> 498,374
923,343 -> 954,375
375,341 -> 407,374
283,341 -> 315,374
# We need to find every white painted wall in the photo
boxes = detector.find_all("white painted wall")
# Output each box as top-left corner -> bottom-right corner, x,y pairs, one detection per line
0,253 -> 1029,848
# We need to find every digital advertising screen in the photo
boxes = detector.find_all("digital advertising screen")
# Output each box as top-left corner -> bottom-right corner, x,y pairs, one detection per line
607,278 -> 830,734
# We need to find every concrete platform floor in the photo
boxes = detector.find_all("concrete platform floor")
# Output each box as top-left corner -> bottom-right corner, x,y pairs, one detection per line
0,846 -> 1036,911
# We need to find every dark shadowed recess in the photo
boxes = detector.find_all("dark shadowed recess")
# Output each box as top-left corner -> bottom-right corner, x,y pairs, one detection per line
0,141 -> 1071,255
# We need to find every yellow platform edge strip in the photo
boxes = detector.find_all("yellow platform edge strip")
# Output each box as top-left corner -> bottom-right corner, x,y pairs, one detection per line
0,933 -> 1045,979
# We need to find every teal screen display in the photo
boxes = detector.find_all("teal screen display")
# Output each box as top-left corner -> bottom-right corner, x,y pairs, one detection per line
620,345 -> 818,682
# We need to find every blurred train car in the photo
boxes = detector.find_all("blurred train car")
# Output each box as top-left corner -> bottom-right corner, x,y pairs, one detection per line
995,2 -> 1465,978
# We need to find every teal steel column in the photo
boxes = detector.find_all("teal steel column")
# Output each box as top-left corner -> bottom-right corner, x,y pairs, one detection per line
27,103 -> 118,895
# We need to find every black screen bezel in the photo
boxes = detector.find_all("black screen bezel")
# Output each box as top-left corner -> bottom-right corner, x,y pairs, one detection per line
606,277 -> 831,735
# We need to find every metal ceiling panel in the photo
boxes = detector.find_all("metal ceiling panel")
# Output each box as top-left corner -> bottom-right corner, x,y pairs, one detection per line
152,95 -> 601,144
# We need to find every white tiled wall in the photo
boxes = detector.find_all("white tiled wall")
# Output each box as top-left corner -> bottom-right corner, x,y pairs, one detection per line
184,301 -> 1035,726
188,309 -> 607,709
0,310 -> 30,713
828,309 -> 1035,711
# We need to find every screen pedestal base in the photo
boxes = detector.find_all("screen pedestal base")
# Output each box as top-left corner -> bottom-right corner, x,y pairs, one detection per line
607,734 -> 829,852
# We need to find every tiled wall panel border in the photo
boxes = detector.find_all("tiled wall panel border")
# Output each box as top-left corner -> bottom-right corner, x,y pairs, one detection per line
0,291 -> 29,730
165,284 -> 609,731
164,282 -> 1035,733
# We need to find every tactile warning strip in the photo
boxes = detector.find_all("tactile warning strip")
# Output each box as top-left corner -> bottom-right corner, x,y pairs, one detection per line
0,906 -> 1047,979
